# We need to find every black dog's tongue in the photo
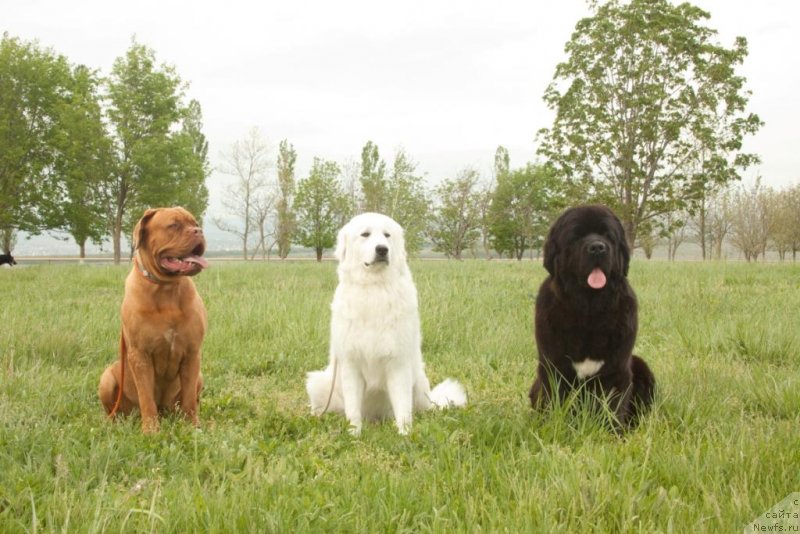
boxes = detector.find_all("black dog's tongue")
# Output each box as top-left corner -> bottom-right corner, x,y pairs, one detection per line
588,268 -> 606,289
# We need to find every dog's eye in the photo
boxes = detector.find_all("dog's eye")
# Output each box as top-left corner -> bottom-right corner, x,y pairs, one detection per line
168,223 -> 180,230
361,231 -> 371,238
384,232 -> 390,238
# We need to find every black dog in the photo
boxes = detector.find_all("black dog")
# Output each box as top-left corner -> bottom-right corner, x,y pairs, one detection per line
0,254 -> 16,266
529,205 -> 655,427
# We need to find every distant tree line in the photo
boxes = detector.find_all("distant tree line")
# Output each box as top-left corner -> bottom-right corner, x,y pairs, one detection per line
0,33 -> 209,262
7,0 -> 791,263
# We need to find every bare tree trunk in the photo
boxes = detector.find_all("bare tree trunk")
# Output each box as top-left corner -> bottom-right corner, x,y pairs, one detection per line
113,210 -> 123,265
316,247 -> 323,262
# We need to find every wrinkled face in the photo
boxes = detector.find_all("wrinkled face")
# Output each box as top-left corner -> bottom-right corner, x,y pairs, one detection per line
335,212 -> 406,274
134,207 -> 208,277
543,205 -> 630,291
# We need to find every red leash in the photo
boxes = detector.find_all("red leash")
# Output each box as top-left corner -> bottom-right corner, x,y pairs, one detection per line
108,329 -> 126,419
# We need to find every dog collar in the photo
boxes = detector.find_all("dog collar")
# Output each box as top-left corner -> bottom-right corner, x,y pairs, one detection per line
134,252 -> 162,285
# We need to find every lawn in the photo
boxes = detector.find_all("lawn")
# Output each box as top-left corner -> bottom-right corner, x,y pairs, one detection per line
1,259 -> 798,532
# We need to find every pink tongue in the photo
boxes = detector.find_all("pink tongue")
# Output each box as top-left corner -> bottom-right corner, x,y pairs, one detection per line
184,255 -> 208,269
588,268 -> 606,289
161,255 -> 208,272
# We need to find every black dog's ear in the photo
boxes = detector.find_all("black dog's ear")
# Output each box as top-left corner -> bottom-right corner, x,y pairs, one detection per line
542,220 -> 560,275
613,213 -> 631,276
133,208 -> 159,250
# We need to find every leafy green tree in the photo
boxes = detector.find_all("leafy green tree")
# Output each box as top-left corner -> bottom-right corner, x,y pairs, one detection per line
494,145 -> 510,182
49,65 -> 114,258
427,168 -> 482,259
360,141 -> 386,212
0,34 -> 72,250
106,39 -> 209,263
385,148 -> 429,254
537,0 -> 762,248
275,139 -> 297,259
489,164 -> 563,260
295,158 -> 349,261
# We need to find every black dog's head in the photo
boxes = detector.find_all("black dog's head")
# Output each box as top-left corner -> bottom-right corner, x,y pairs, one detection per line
542,205 -> 629,291
0,254 -> 16,266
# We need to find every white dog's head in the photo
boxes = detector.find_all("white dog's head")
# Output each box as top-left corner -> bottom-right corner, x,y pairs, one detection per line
335,212 -> 408,280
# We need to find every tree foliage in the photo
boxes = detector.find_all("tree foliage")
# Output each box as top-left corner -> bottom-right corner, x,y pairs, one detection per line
489,163 -> 564,260
275,139 -> 298,259
538,0 -> 762,248
427,168 -> 482,259
728,179 -> 770,262
50,64 -> 114,258
360,141 -> 386,212
294,158 -> 349,261
106,39 -> 209,263
0,34 -> 72,247
384,149 -> 429,254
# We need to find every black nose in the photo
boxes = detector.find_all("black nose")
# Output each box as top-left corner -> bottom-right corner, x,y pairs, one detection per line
588,240 -> 607,256
375,245 -> 388,256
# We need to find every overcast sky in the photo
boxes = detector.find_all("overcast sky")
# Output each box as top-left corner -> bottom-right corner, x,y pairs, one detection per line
5,0 -> 800,253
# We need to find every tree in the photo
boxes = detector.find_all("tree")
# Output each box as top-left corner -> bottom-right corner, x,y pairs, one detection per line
275,139 -> 297,259
707,186 -> 732,260
427,168 -> 482,259
50,64 -> 114,259
786,185 -> 800,261
294,158 -> 349,261
537,0 -> 762,249
728,179 -> 769,262
249,190 -> 276,260
214,127 -> 272,260
494,145 -> 510,182
489,163 -> 563,260
384,148 -> 429,254
106,39 -> 209,263
0,34 -> 72,250
663,210 -> 687,261
360,141 -> 386,212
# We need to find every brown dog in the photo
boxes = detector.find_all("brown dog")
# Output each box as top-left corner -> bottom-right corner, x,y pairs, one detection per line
98,207 -> 209,433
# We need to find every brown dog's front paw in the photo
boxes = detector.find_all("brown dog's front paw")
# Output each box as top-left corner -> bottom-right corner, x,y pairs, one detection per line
142,417 -> 160,434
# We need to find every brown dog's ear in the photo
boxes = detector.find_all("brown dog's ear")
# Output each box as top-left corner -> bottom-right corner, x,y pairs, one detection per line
133,208 -> 159,250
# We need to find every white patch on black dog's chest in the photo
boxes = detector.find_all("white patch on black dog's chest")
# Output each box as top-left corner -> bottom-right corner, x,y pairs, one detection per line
572,358 -> 604,379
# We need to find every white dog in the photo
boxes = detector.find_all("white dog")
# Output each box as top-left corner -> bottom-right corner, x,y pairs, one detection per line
306,212 -> 467,435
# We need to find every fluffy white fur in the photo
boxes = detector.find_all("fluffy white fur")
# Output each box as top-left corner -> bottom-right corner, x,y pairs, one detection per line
306,212 -> 467,435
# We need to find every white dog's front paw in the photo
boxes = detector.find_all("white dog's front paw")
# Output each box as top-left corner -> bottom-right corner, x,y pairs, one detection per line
348,424 -> 362,436
396,421 -> 411,435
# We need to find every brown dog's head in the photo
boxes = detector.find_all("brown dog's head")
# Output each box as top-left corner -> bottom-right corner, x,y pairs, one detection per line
133,207 -> 208,280
542,204 -> 629,291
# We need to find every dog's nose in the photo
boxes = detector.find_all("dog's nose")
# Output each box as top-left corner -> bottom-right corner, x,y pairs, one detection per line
588,240 -> 607,256
192,227 -> 203,236
375,245 -> 388,256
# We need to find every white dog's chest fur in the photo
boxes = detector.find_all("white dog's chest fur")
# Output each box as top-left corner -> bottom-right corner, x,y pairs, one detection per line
332,281 -> 419,361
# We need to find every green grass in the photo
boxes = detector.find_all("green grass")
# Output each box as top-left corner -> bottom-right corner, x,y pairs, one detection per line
1,260 -> 798,532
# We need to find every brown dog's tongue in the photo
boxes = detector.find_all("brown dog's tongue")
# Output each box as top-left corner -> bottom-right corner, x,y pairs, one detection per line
183,255 -> 208,269
161,256 -> 208,272
588,268 -> 606,289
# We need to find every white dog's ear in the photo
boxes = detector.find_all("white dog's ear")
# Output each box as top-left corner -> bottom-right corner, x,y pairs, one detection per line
394,224 -> 408,264
334,225 -> 348,262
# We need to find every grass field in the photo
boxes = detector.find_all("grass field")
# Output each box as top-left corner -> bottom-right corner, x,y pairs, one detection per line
1,260 -> 798,532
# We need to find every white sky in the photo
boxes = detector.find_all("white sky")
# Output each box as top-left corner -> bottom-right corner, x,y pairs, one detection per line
5,0 -> 800,252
